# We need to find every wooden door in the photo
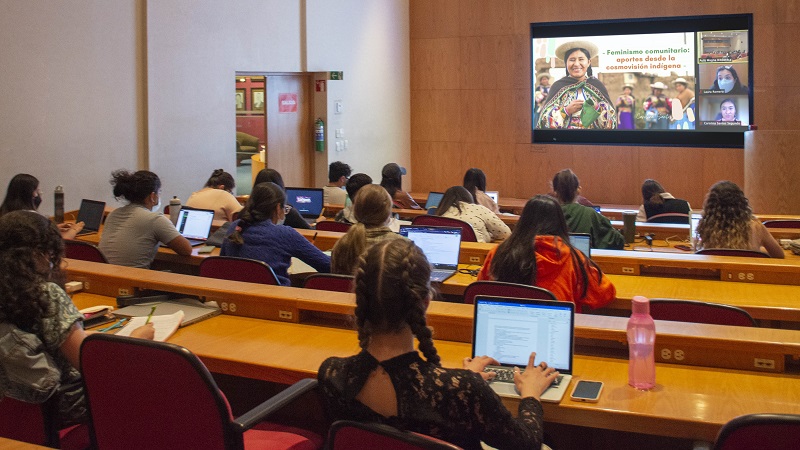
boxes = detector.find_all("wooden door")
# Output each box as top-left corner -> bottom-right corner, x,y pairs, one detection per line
265,74 -> 313,187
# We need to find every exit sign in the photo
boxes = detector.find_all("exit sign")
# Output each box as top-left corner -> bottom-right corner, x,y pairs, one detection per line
329,71 -> 343,80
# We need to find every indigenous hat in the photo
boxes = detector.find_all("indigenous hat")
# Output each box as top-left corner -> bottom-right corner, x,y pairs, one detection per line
537,73 -> 551,82
650,81 -> 669,90
556,40 -> 599,62
381,163 -> 406,177
622,84 -> 634,90
672,77 -> 689,85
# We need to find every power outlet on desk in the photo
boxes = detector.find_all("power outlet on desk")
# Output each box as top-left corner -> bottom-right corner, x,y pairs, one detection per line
622,267 -> 635,274
469,256 -> 481,263
118,288 -> 130,296
754,358 -> 775,369
279,310 -> 293,320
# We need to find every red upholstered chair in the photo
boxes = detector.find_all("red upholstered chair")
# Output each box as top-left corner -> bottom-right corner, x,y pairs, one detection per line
462,281 -> 557,305
695,248 -> 771,258
0,397 -> 90,450
64,240 -> 108,263
327,420 -> 462,450
649,299 -> 756,327
762,219 -> 800,229
314,221 -> 351,233
302,273 -> 354,293
713,413 -> 800,450
646,213 -> 690,224
79,333 -> 323,450
199,256 -> 280,285
410,216 -> 477,242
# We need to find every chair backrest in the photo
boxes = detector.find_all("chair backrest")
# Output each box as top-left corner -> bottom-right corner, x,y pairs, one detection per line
80,334 -> 240,450
199,256 -> 280,285
64,240 -> 108,263
314,220 -> 352,233
696,248 -> 771,258
462,280 -> 557,305
410,215 -> 477,242
714,413 -> 800,450
328,420 -> 462,450
649,299 -> 756,327
762,219 -> 800,229
302,273 -> 354,292
0,397 -> 53,446
646,213 -> 690,224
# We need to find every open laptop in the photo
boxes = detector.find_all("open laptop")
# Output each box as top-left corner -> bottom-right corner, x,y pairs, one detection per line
399,225 -> 461,282
472,295 -> 575,403
74,199 -> 106,236
172,207 -> 214,246
690,213 -> 702,250
569,232 -> 592,258
485,191 -> 499,203
285,187 -> 324,224
424,191 -> 444,211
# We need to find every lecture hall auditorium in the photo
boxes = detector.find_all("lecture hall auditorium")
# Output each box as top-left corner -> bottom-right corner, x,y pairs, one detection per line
1,1 -> 800,449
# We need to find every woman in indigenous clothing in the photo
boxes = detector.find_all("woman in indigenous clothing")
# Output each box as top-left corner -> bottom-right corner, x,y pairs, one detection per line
615,84 -> 636,129
537,41 -> 616,129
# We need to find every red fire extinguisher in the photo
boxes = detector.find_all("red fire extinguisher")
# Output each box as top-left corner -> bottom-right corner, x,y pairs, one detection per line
314,118 -> 325,152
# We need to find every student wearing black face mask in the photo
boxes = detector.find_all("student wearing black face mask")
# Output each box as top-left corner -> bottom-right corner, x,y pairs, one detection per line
0,173 -> 84,239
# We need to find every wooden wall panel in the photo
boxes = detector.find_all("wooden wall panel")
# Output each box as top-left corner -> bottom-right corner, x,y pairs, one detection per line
410,0 -> 800,211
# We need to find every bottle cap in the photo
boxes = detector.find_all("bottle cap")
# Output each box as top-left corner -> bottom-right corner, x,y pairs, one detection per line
631,295 -> 650,315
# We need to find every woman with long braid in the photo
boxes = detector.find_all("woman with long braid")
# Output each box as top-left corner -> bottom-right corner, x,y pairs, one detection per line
221,182 -> 330,285
318,239 -> 557,449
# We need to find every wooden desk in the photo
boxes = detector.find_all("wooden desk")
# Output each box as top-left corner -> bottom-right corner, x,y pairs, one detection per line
65,297 -> 800,443
67,261 -> 800,374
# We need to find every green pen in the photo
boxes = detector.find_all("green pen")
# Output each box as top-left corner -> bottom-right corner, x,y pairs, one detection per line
145,306 -> 157,324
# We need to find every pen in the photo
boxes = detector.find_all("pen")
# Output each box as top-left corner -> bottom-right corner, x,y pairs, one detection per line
145,306 -> 157,324
312,232 -> 318,243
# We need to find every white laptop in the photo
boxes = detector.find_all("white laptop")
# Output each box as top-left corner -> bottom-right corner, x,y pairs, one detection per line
399,225 -> 461,282
485,191 -> 499,203
472,295 -> 575,403
172,207 -> 214,246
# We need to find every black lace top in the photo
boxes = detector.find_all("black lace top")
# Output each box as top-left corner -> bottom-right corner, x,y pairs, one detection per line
318,350 -> 544,450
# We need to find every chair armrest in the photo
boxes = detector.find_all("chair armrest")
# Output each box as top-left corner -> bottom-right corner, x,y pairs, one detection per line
232,378 -> 318,431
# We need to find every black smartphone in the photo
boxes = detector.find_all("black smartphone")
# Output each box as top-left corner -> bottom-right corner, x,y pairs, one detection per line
570,380 -> 604,402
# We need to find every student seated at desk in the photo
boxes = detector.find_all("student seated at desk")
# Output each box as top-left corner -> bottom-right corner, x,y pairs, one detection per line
380,163 -> 421,210
553,169 -> 624,250
99,170 -> 192,268
697,181 -> 784,258
636,179 -> 691,223
222,182 -> 330,285
335,173 -> 372,224
254,168 -> 310,229
435,186 -> 510,243
323,161 -> 351,205
185,169 -> 243,222
478,195 -> 615,313
0,211 -> 153,428
0,173 -> 84,239
463,168 -> 500,214
331,184 -> 405,274
319,239 -> 557,450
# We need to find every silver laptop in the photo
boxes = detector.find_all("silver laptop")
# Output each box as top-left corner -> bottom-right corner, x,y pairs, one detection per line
399,225 -> 461,282
472,295 -> 575,403
173,207 -> 215,246
74,199 -> 106,236
485,191 -> 499,203
690,213 -> 702,250
569,232 -> 592,258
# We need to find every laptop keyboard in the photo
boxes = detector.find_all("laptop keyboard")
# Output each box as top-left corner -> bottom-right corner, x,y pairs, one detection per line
430,269 -> 452,281
485,367 -> 564,387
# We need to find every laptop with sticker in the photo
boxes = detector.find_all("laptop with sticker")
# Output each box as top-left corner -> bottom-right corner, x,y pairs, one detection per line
472,295 -> 575,403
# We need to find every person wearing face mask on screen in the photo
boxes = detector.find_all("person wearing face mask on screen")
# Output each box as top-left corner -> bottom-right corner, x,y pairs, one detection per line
710,65 -> 749,95
99,170 -> 192,268
221,182 -> 330,286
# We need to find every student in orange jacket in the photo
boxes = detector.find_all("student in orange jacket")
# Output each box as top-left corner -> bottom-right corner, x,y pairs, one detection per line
477,194 -> 615,313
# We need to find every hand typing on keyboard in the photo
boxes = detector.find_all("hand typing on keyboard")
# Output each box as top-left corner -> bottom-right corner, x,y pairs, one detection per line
514,352 -> 560,401
463,355 -> 501,381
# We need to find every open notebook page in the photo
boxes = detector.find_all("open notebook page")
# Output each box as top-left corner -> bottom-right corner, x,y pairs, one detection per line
116,310 -> 184,342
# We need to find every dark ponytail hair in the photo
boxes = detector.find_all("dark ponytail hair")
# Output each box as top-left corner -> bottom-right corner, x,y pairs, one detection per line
110,170 -> 161,204
0,173 -> 40,216
353,239 -> 439,365
435,186 -> 473,216
227,182 -> 285,245
490,195 -> 600,300
204,169 -> 235,191
552,169 -> 580,204
462,168 -> 487,203
641,179 -> 666,205
254,169 -> 285,190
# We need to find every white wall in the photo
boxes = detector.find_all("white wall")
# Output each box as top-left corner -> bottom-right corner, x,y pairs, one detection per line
307,0 -> 412,187
0,0 -> 410,212
0,0 -> 141,212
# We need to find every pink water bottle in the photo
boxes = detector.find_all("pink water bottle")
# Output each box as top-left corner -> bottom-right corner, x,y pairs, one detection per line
627,295 -> 656,389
